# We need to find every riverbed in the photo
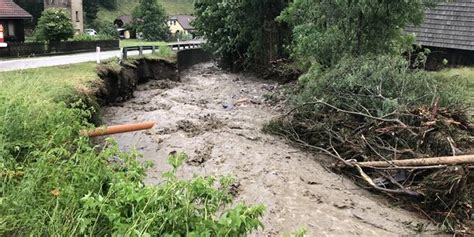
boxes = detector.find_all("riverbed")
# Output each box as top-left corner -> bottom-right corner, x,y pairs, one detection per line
102,62 -> 432,236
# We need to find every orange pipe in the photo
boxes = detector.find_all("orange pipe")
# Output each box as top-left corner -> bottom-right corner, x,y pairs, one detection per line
82,121 -> 156,137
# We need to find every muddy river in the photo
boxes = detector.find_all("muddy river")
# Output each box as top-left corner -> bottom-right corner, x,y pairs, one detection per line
102,63 -> 433,236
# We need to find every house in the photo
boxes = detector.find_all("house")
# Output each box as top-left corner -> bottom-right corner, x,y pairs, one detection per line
167,15 -> 195,36
406,0 -> 474,69
44,0 -> 83,34
0,0 -> 32,42
114,15 -> 133,39
114,15 -> 132,28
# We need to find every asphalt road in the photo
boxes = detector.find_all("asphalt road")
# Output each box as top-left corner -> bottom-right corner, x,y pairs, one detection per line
0,50 -> 125,72
0,40 -> 204,72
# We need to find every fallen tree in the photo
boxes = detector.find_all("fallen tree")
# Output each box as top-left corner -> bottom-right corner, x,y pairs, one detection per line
266,55 -> 473,234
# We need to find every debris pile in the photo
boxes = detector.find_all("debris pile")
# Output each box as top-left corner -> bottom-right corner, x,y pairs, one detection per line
265,56 -> 474,233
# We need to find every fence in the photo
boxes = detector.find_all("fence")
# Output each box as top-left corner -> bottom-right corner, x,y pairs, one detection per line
0,40 -> 119,58
122,42 -> 202,60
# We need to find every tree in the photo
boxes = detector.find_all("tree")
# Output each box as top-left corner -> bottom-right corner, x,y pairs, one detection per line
279,0 -> 437,68
132,0 -> 169,41
98,0 -> 117,10
83,0 -> 99,27
35,8 -> 74,42
193,0 -> 290,70
14,0 -> 44,27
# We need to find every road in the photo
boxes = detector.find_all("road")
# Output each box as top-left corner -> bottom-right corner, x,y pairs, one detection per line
0,40 -> 204,72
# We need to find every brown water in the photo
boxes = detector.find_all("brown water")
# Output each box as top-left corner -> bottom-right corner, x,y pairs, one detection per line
102,63 -> 434,236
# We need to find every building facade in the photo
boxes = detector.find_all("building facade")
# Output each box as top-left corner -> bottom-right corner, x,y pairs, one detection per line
167,15 -> 195,36
406,0 -> 474,69
44,0 -> 83,33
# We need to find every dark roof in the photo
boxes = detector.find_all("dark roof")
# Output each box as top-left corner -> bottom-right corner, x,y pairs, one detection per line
406,0 -> 474,51
0,0 -> 32,19
169,15 -> 195,30
115,15 -> 132,25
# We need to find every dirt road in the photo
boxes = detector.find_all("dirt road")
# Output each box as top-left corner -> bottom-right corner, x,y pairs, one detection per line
102,63 -> 432,236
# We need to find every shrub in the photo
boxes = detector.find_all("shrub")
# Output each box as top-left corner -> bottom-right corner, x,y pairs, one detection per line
132,0 -> 170,41
72,33 -> 115,41
96,21 -> 120,39
295,55 -> 468,117
35,8 -> 74,42
279,0 -> 434,68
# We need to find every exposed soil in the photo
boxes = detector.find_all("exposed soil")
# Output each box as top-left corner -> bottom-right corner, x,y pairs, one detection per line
102,63 -> 436,236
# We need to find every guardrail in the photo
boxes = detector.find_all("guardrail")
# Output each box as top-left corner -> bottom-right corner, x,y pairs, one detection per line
0,40 -> 119,58
122,42 -> 202,60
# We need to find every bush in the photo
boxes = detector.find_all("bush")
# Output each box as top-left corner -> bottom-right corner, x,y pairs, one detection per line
35,8 -> 74,42
96,21 -> 120,39
132,0 -> 170,41
72,33 -> 115,41
295,55 -> 468,117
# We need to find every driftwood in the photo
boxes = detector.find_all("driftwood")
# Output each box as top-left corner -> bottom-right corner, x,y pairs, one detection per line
357,155 -> 474,168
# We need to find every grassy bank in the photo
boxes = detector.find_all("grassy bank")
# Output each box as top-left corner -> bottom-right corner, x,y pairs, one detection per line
435,67 -> 474,105
0,62 -> 263,235
120,39 -> 167,48
0,63 -> 98,100
98,0 -> 194,23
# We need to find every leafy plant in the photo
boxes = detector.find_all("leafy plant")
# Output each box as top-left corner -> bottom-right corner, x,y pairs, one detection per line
132,0 -> 170,41
35,8 -> 75,42
193,0 -> 290,69
279,0 -> 436,68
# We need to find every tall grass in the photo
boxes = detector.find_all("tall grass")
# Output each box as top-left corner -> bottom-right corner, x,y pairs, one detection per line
434,67 -> 474,105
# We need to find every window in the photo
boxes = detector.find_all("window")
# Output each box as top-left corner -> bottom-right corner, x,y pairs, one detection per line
76,11 -> 80,22
8,22 -> 14,36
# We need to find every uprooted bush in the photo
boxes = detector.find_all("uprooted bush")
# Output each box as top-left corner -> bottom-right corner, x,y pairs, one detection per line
0,83 -> 264,236
265,55 -> 473,233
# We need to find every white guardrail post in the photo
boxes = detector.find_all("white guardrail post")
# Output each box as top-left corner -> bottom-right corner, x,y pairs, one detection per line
96,46 -> 101,64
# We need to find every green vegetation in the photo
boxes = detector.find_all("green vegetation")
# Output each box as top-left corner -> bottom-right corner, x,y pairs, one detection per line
196,0 -> 473,233
0,62 -> 264,235
194,1 -> 290,69
97,0 -> 194,23
279,0 -> 432,68
83,0 -> 99,25
0,63 -> 98,99
120,39 -> 166,48
435,67 -> 474,106
132,0 -> 170,41
119,41 -> 174,59
35,8 -> 75,42
13,0 -> 44,26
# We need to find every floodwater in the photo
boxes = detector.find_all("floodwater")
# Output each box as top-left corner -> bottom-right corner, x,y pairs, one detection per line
102,63 -> 433,236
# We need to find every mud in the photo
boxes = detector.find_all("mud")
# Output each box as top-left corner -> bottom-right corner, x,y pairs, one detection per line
102,63 -> 435,236
96,58 -> 178,104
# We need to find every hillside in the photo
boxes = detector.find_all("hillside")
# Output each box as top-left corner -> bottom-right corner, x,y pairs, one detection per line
98,0 -> 194,22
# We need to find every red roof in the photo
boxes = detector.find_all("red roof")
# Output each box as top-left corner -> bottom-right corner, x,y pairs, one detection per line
0,0 -> 32,19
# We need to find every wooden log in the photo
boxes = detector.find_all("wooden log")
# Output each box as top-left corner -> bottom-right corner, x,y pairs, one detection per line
358,155 -> 474,168
81,121 -> 155,137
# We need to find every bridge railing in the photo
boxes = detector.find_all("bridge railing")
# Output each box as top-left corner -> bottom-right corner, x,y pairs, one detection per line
122,42 -> 202,60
